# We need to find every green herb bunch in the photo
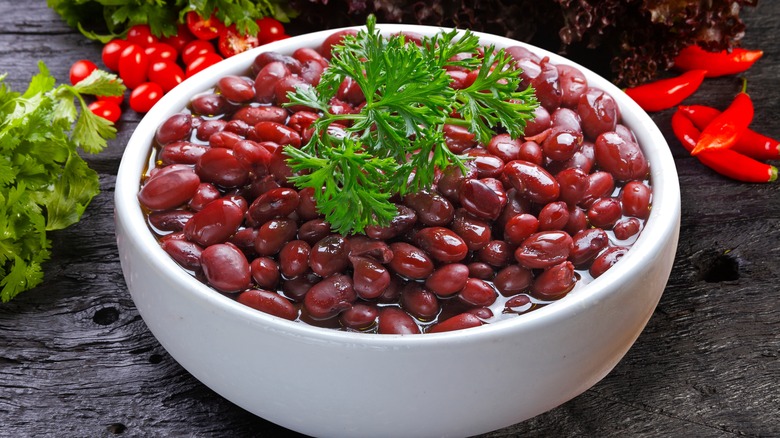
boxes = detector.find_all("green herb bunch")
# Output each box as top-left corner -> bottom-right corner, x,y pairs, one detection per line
284,16 -> 538,235
0,63 -> 125,301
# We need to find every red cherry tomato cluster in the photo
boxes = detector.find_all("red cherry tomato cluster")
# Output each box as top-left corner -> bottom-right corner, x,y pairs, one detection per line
77,15 -> 288,120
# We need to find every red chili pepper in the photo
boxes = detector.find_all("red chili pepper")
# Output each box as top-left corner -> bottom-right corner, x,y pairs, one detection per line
678,104 -> 780,161
671,110 -> 776,183
624,69 -> 707,112
690,79 -> 753,156
674,45 -> 764,77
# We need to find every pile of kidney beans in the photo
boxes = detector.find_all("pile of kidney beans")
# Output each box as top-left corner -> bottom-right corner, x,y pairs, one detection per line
137,29 -> 652,334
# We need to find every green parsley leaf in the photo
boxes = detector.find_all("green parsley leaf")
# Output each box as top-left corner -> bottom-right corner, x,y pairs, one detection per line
284,16 -> 538,235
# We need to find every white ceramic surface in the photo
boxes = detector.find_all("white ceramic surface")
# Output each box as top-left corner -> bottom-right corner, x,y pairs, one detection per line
115,24 -> 681,438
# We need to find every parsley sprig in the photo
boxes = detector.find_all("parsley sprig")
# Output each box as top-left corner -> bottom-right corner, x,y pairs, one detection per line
284,16 -> 538,235
0,62 -> 125,301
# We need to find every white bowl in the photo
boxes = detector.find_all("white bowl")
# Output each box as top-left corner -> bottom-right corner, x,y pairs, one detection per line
115,24 -> 680,438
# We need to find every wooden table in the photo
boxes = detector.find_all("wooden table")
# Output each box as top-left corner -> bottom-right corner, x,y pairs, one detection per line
1,2 -> 778,436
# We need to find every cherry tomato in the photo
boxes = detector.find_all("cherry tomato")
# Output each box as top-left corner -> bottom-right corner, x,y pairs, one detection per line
162,24 -> 196,53
102,39 -> 129,72
218,25 -> 261,58
69,59 -> 98,85
256,17 -> 285,44
118,44 -> 149,89
186,11 -> 226,41
96,93 -> 124,105
129,82 -> 164,113
148,61 -> 185,92
88,100 -> 122,123
186,52 -> 223,77
145,42 -> 178,63
181,40 -> 216,65
127,24 -> 157,47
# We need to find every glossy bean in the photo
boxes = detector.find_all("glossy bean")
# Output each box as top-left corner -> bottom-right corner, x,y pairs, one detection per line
531,261 -> 576,300
279,240 -> 311,278
216,75 -> 256,102
232,105 -> 288,125
401,283 -> 440,321
377,307 -> 420,334
403,190 -> 455,227
424,263 -> 470,297
339,303 -> 379,331
237,289 -> 297,320
254,61 -> 290,103
503,160 -> 560,204
196,147 -> 250,188
138,165 -> 200,210
578,88 -> 618,140
387,242 -> 434,280
309,235 -> 351,278
188,183 -> 221,212
450,209 -> 492,251
248,187 -> 300,224
494,265 -> 533,296
351,255 -> 391,300
503,213 -> 539,246
589,246 -> 628,278
254,218 -> 298,256
250,256 -> 280,289
303,274 -> 356,320
514,230 -> 573,269
569,228 -> 609,269
148,209 -> 194,232
200,243 -> 251,293
587,197 -> 623,229
184,198 -> 244,246
620,180 -> 652,219
414,227 -> 468,263
594,131 -> 649,182
613,217 -> 642,241
538,201 -> 570,231
160,237 -> 203,271
458,278 -> 498,307
477,240 -> 511,267
428,313 -> 483,333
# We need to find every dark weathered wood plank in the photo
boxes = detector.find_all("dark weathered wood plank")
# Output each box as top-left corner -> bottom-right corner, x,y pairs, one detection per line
1,2 -> 778,437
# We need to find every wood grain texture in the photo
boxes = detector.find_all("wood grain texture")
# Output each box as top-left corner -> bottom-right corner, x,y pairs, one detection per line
1,2 -> 778,437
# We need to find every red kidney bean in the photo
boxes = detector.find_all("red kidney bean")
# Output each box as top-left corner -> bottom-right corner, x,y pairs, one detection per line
351,255 -> 391,300
348,236 -> 393,264
506,45 -> 541,63
555,167 -> 590,207
294,47 -> 329,68
190,93 -> 236,116
287,111 -> 320,134
565,206 -> 588,235
532,58 -> 563,111
253,52 -> 302,76
195,148 -> 249,188
403,190 -> 455,226
542,128 -> 583,162
428,313 -> 483,333
138,165 -> 200,210
188,183 -> 221,212
613,217 -> 642,241
148,209 -> 194,232
524,106 -> 551,137
303,274 -> 356,320
200,243 -> 251,293
467,150 -> 505,179
233,139 -> 272,174
503,160 -> 560,204
387,242 -> 434,280
615,124 -> 637,144
504,294 -> 534,313
458,278 -> 498,307
237,289 -> 297,320
254,218 -> 298,256
339,303 -> 379,330
587,197 -> 623,229
487,133 -> 523,162
208,130 -> 242,149
401,283 -> 440,321
159,141 -> 208,165
248,187 -> 300,225
531,261 -> 576,300
590,246 -> 628,278
477,240 -> 511,267
467,262 -> 495,280
298,218 -> 332,246
377,307 -> 420,335
274,75 -> 311,109
279,240 -> 311,278
620,180 -> 652,219
594,131 -> 649,182
503,213 -> 539,245
580,171 -> 615,208
451,209 -> 492,251
578,88 -> 618,140
515,230 -> 572,269
195,119 -> 227,142
467,306 -> 494,319
569,228 -> 609,269
496,188 -> 531,231
160,237 -> 203,271
267,147 -> 296,186
414,227 -> 468,263
336,76 -> 365,105
443,124 -> 477,153
155,113 -> 193,145
184,198 -> 244,246
424,263 -> 469,297
232,105 -> 288,125
551,108 -> 582,134
494,265 -> 533,296
252,121 -> 301,148
216,75 -> 255,102
224,119 -> 251,137
459,178 -> 505,220
436,165 -> 478,202
538,201 -> 570,231
300,59 -> 326,86
293,187 -> 320,222
364,204 -> 417,240
250,256 -> 280,289
309,234 -> 351,278
254,61 -> 290,103
556,64 -> 588,108
282,271 -> 320,302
